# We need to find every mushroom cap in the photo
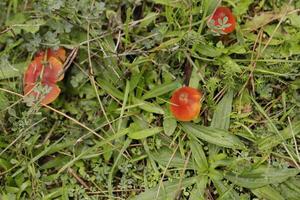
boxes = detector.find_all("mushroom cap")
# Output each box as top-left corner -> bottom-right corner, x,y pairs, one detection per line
208,6 -> 236,34
23,48 -> 65,105
24,83 -> 61,105
24,56 -> 64,85
170,87 -> 202,121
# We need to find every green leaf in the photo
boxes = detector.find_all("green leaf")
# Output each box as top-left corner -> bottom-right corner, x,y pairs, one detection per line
189,175 -> 208,200
252,185 -> 285,200
130,177 -> 196,200
211,90 -> 234,130
225,167 -> 299,189
128,127 -> 163,139
151,147 -> 193,169
133,98 -> 165,114
142,81 -> 180,100
96,78 -> 124,100
40,156 -> 69,170
181,123 -> 245,149
189,140 -> 208,172
209,90 -> 234,156
278,177 -> 300,199
212,178 -> 241,200
195,43 -> 222,57
163,116 -> 177,136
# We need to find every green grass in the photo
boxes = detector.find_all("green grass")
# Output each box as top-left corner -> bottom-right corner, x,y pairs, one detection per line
1,0 -> 300,199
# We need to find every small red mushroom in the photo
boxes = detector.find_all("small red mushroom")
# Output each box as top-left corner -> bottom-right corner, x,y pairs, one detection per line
207,6 -> 236,34
170,86 -> 202,121
23,47 -> 66,105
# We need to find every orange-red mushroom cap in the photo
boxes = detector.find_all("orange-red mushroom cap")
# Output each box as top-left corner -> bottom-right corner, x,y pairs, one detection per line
170,87 -> 202,121
23,47 -> 66,105
208,6 -> 236,34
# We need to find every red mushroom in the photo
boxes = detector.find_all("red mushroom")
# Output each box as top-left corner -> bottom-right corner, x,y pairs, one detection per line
170,87 -> 202,121
207,6 -> 236,34
23,48 -> 65,105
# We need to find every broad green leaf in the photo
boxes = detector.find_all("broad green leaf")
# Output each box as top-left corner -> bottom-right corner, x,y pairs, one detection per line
163,116 -> 177,136
211,90 -> 234,130
209,90 -> 234,157
43,140 -> 76,156
189,175 -> 208,200
142,81 -> 180,100
181,123 -> 245,149
252,185 -> 285,200
195,43 -> 223,57
40,156 -> 69,170
278,177 -> 300,199
189,140 -> 208,172
130,177 -> 196,200
128,127 -> 163,139
225,167 -> 299,189
151,147 -> 193,169
133,98 -> 164,114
